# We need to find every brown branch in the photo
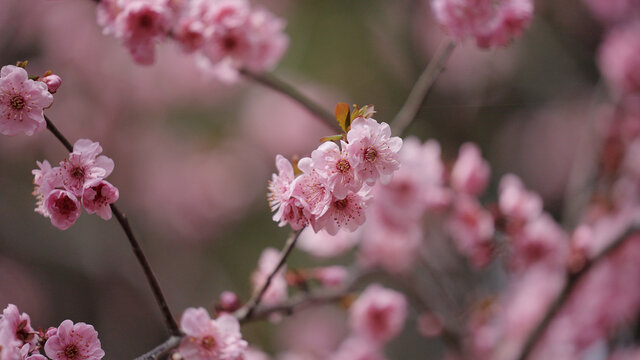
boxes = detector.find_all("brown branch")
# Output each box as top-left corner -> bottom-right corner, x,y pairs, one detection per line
239,69 -> 341,133
234,229 -> 303,321
391,40 -> 456,136
44,115 -> 180,336
132,335 -> 183,360
516,224 -> 640,360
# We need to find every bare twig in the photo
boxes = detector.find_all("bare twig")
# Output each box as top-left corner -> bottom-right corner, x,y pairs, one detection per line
391,40 -> 456,136
133,335 -> 183,360
239,69 -> 341,133
44,115 -> 180,336
235,229 -> 303,321
516,224 -> 640,360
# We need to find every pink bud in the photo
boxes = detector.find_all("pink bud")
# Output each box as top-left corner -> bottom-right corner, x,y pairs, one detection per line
313,266 -> 348,288
39,74 -> 62,94
215,291 -> 241,313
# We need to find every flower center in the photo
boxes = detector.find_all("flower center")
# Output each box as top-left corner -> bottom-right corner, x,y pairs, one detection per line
201,335 -> 216,350
334,198 -> 348,210
56,196 -> 78,215
139,13 -> 154,29
335,159 -> 351,173
71,166 -> 85,179
223,35 -> 237,51
64,344 -> 79,359
364,147 -> 377,163
10,95 -> 25,110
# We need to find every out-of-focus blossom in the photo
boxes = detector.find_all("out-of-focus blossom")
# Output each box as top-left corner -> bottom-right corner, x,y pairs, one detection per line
330,336 -> 387,360
358,219 -> 422,274
312,266 -> 348,288
599,22 -> 640,95
447,195 -> 494,268
582,0 -> 640,24
417,312 -> 444,338
431,0 -> 533,48
509,214 -> 569,272
315,191 -> 371,235
251,248 -> 288,305
178,308 -> 247,360
0,304 -> 36,352
245,347 -> 271,360
44,320 -> 105,360
297,228 -> 359,258
0,65 -> 53,136
498,174 -> 543,223
451,142 -> 490,196
277,307 -> 347,359
349,284 -> 408,344
309,141 -> 362,200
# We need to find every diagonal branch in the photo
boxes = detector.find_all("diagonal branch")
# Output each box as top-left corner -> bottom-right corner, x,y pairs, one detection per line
391,40 -> 456,136
44,115 -> 180,336
516,224 -> 640,360
234,229 -> 303,321
239,69 -> 341,133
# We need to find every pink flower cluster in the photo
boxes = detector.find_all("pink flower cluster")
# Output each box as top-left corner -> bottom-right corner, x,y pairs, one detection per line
177,307 -> 247,360
97,0 -> 288,81
431,0 -> 534,48
32,139 -> 119,230
0,304 -> 104,360
268,111 -> 403,235
0,65 -> 53,137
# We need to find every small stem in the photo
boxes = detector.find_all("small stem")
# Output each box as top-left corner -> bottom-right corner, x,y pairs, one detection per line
239,69 -> 341,133
133,335 -> 183,360
516,224 -> 640,360
235,229 -> 303,321
391,40 -> 456,136
44,115 -> 180,336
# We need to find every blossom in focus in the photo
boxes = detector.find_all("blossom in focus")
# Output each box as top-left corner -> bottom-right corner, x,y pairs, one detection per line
59,139 -> 115,197
431,0 -> 534,48
349,284 -> 408,344
346,117 -> 403,186
38,74 -> 62,94
0,65 -> 53,136
44,320 -> 105,360
44,190 -> 82,231
251,247 -> 288,305
82,180 -> 120,220
178,307 -> 248,360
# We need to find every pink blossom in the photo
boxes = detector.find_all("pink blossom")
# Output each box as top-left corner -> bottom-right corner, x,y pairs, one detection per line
297,227 -> 359,258
38,74 -> 62,94
0,65 -> 53,136
44,190 -> 82,230
451,142 -> 490,196
599,22 -> 640,95
44,320 -> 104,360
242,7 -> 289,73
509,214 -> 569,272
358,219 -> 422,274
59,139 -> 114,197
244,348 -> 270,360
312,266 -> 348,288
432,0 -> 533,48
0,325 -> 21,360
251,248 -> 287,305
314,191 -> 371,235
290,159 -> 332,222
349,284 -> 408,344
174,18 -> 207,53
178,307 -> 247,360
268,155 -> 296,224
309,141 -> 362,199
417,312 -> 444,338
32,160 -> 63,217
330,336 -> 387,360
0,304 -> 36,352
81,180 -> 119,220
114,0 -> 173,65
498,174 -> 543,222
345,117 -> 402,185
447,195 -> 495,268
583,0 -> 640,24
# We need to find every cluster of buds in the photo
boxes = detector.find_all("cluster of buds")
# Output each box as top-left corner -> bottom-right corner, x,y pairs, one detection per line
268,104 -> 403,235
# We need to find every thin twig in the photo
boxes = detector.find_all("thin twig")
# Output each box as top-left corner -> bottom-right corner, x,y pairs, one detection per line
235,229 -> 303,321
391,40 -> 456,136
44,115 -> 180,336
516,224 -> 640,360
132,335 -> 183,360
239,69 -> 341,133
